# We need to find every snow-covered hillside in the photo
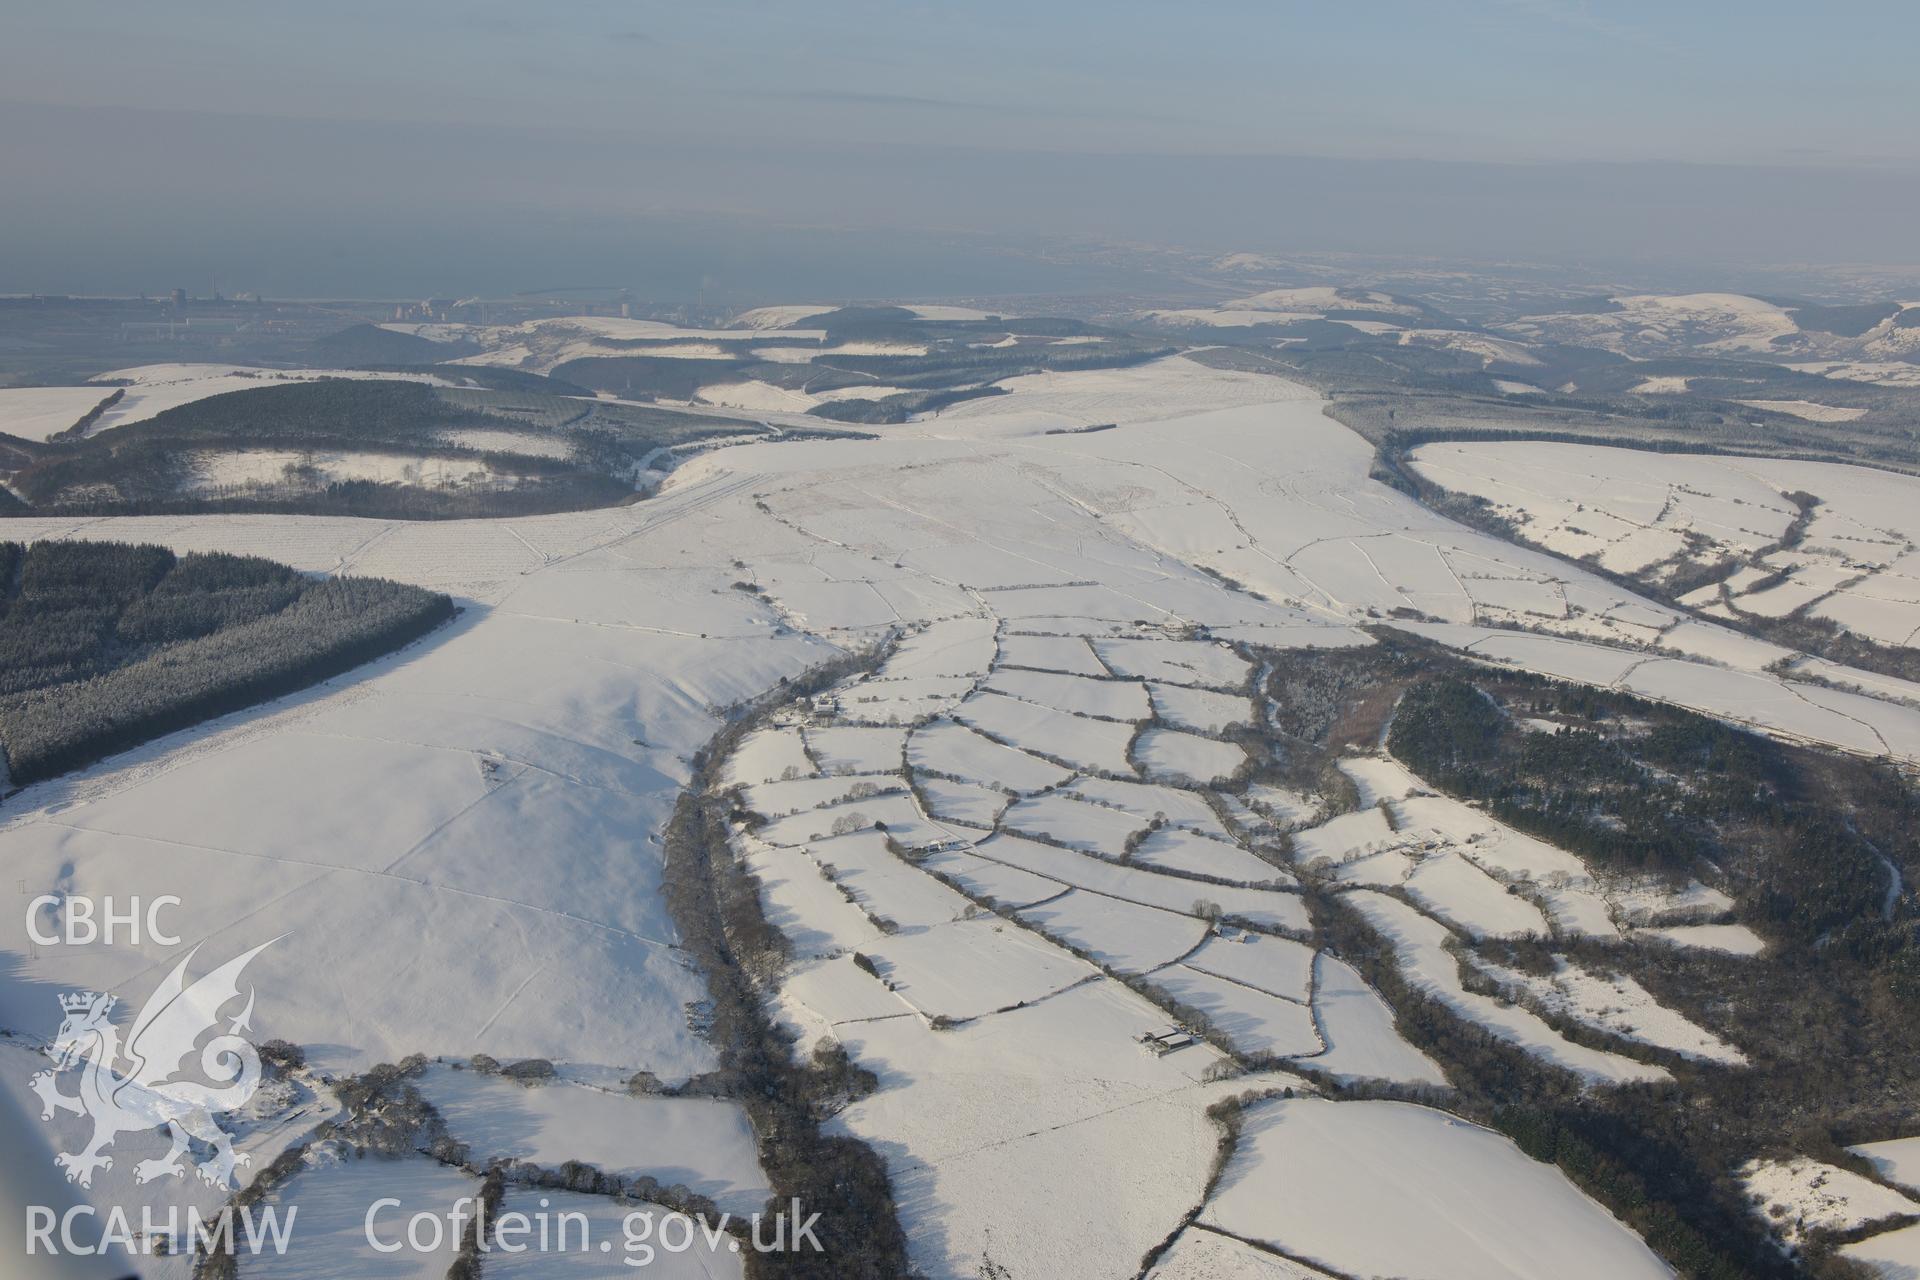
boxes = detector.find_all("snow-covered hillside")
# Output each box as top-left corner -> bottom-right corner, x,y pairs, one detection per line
10,348 -> 1920,1276
1497,292 -> 1920,369
81,363 -> 459,433
1143,285 -> 1428,328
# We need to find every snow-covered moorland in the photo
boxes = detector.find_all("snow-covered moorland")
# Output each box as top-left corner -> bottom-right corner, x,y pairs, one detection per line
8,338 -> 1920,1276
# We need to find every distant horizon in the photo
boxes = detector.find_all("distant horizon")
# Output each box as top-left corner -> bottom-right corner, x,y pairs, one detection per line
9,1 -> 1920,297
8,105 -> 1920,299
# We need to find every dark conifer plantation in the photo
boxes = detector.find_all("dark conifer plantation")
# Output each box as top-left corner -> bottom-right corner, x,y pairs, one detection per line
0,539 -> 453,786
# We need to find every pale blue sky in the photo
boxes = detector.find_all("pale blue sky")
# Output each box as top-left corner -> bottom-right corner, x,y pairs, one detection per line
3,2 -> 1915,294
6,0 -> 1911,165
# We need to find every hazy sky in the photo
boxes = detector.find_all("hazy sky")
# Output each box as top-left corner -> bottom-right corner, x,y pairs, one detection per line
5,1 -> 1916,295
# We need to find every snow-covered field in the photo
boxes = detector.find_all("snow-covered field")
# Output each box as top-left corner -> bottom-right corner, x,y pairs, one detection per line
927,354 -> 1311,437
1787,359 -> 1920,387
241,1154 -> 477,1279
412,1065 -> 770,1212
12,337 -> 1920,1276
1146,1227 -> 1337,1279
692,379 -> 911,413
1843,1222 -> 1920,1278
730,304 -> 834,329
1135,726 -> 1247,784
184,448 -> 508,494
1740,1156 -> 1920,1247
0,384 -> 117,440
439,427 -> 577,458
1204,1099 -> 1671,1280
998,631 -> 1110,675
1735,398 -> 1870,423
1148,681 -> 1253,731
1854,1137 -> 1920,1195
1411,440 -> 1920,653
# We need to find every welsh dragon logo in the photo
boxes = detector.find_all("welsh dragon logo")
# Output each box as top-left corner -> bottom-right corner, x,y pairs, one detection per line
30,938 -> 279,1189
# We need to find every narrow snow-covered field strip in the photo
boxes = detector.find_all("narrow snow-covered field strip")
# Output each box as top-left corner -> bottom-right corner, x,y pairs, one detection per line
979,834 -> 1310,932
1343,891 -> 1669,1086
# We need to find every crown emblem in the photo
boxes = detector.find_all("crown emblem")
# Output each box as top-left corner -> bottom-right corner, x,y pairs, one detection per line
59,991 -> 102,1014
